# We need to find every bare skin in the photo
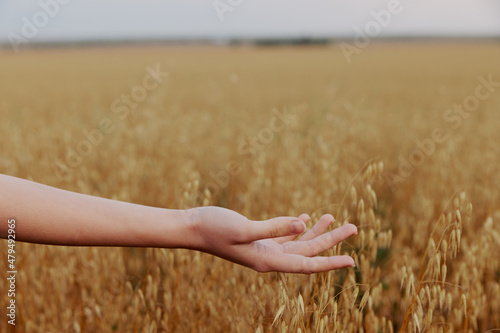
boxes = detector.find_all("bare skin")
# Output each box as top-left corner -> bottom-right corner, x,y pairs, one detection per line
0,174 -> 357,273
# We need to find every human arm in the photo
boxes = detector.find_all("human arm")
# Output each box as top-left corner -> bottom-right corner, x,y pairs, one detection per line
0,174 -> 357,273
0,174 -> 192,248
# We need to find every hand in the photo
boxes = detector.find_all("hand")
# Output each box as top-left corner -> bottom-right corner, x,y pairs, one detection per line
187,206 -> 357,273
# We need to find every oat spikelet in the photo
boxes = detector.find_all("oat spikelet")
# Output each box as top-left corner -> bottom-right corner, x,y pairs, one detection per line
298,294 -> 304,315
272,305 -> 285,327
359,291 -> 370,312
441,264 -> 447,287
414,313 -> 421,332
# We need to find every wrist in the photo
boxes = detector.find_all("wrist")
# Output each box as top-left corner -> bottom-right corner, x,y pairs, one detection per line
135,207 -> 201,249
183,207 -> 204,250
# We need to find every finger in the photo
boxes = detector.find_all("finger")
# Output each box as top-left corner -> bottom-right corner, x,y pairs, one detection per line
274,214 -> 311,244
299,213 -> 311,224
299,214 -> 334,241
284,224 -> 358,257
265,254 -> 355,273
242,217 -> 306,243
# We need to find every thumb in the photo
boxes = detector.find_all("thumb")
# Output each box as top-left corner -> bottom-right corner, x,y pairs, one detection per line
245,217 -> 306,242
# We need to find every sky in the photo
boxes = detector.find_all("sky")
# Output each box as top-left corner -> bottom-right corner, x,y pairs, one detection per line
0,0 -> 499,44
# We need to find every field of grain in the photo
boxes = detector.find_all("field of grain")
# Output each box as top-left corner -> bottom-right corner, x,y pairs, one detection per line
1,43 -> 500,332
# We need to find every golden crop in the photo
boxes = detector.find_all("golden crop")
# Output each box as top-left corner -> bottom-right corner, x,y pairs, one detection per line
1,43 -> 500,332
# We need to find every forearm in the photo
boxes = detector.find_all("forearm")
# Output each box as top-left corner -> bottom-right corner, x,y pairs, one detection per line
0,174 -> 194,248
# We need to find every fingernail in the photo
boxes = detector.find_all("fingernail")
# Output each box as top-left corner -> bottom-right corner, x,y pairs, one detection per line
290,220 -> 305,234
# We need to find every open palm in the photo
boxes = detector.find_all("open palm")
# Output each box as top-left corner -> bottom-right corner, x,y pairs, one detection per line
189,206 -> 357,273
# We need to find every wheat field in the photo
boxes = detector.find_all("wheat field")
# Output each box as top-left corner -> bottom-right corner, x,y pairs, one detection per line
1,43 -> 500,332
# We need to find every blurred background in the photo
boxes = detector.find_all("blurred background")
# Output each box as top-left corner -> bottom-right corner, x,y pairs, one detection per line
1,1 -> 500,332
1,0 -> 500,46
